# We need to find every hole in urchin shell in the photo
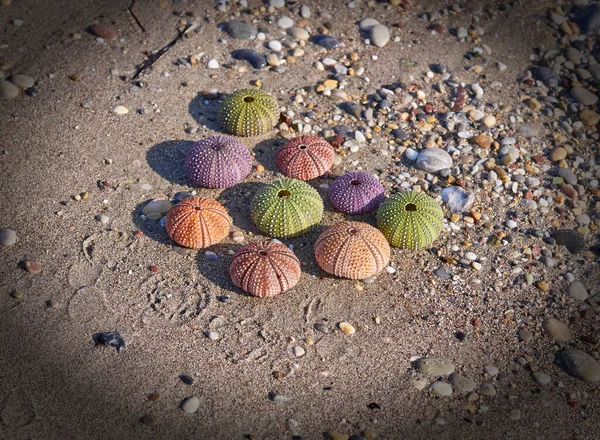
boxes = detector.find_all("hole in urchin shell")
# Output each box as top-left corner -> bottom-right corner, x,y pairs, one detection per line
243,96 -> 255,103
258,250 -> 268,256
405,203 -> 417,212
350,179 -> 360,186
194,206 -> 202,211
278,190 -> 291,198
298,144 -> 307,150
348,227 -> 358,235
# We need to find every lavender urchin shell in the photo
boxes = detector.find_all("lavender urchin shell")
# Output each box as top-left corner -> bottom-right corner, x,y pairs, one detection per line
185,135 -> 252,188
251,178 -> 323,239
165,197 -> 232,249
328,171 -> 385,215
314,221 -> 390,280
276,136 -> 335,181
376,190 -> 443,249
219,88 -> 279,137
229,240 -> 301,297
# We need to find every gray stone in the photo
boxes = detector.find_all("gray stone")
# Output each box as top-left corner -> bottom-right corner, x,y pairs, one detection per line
568,281 -> 588,301
478,383 -> 496,397
571,87 -> 598,106
269,0 -> 285,8
430,381 -> 452,397
484,366 -> 499,376
561,349 -> 600,382
449,373 -> 476,394
359,18 -> 379,30
542,318 -> 572,341
231,49 -> 267,69
95,214 -> 110,225
589,64 -> 600,80
518,329 -> 533,341
540,256 -> 556,268
0,80 -> 19,99
416,148 -> 453,173
9,74 -> 34,89
370,24 -> 390,48
300,5 -> 311,18
181,396 -> 200,413
532,371 -> 552,385
441,186 -> 475,213
287,27 -> 309,41
313,34 -> 340,49
457,27 -> 468,39
533,67 -> 560,87
0,228 -> 17,246
565,47 -> 583,65
223,21 -> 257,40
557,168 -> 577,185
575,214 -> 590,226
277,17 -> 294,29
142,199 -> 173,216
417,357 -> 455,376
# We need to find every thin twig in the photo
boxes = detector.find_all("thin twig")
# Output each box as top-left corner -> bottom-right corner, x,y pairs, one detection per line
131,23 -> 193,80
128,0 -> 145,33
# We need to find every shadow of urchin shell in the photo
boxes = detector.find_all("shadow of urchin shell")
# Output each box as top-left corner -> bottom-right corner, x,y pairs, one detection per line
185,135 -> 252,188
219,88 -> 279,137
276,136 -> 334,181
328,171 -> 385,215
166,197 -> 232,249
229,240 -> 301,297
314,221 -> 390,280
251,178 -> 323,239
376,190 -> 443,249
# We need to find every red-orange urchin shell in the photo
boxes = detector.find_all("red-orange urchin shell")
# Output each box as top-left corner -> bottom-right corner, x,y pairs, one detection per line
165,197 -> 232,249
314,221 -> 391,280
229,240 -> 301,297
276,136 -> 335,181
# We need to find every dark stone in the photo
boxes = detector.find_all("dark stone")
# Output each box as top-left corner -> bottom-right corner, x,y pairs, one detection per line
179,374 -> 194,385
313,322 -> 329,333
339,102 -> 362,118
532,66 -> 560,87
434,267 -> 451,279
312,34 -> 341,49
551,229 -> 586,254
231,49 -> 267,69
223,20 -> 257,40
92,331 -> 125,353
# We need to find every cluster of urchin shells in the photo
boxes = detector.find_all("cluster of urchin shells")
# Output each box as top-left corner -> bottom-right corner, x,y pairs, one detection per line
156,87 -> 446,297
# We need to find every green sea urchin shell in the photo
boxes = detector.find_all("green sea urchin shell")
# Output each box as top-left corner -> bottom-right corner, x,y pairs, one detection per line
219,88 -> 279,137
251,178 -> 323,239
376,190 -> 443,249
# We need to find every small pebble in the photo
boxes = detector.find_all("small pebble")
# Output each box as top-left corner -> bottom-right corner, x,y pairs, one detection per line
293,346 -> 305,357
207,59 -> 219,69
90,24 -> 118,40
532,371 -> 552,385
542,318 -> 572,342
9,74 -> 34,89
478,383 -> 496,397
339,322 -> 355,335
417,358 -> 455,376
181,396 -> 200,413
370,24 -> 390,48
96,214 -> 110,224
0,228 -> 17,246
561,349 -> 600,382
114,105 -> 129,115
206,331 -> 219,340
0,80 -> 20,99
568,281 -> 588,301
23,260 -> 41,273
430,381 -> 453,397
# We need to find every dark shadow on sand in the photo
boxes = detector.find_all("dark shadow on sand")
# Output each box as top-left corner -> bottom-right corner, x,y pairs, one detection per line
188,92 -> 223,132
146,140 -> 195,186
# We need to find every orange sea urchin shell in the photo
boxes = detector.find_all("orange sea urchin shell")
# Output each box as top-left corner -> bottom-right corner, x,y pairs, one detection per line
165,197 -> 232,249
229,240 -> 301,297
314,221 -> 390,280
276,136 -> 335,181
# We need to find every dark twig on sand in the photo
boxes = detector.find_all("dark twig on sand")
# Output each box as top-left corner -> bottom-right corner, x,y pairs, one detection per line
131,23 -> 194,81
128,0 -> 145,33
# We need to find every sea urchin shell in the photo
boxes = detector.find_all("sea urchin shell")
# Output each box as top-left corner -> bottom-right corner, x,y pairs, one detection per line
376,190 -> 443,249
314,221 -> 390,280
230,240 -> 301,297
276,136 -> 335,181
185,135 -> 252,188
251,178 -> 323,239
219,88 -> 279,137
165,197 -> 232,249
328,171 -> 385,214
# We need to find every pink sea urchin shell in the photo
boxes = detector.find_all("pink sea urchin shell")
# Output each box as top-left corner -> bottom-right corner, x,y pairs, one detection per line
185,135 -> 252,188
276,136 -> 335,181
328,171 -> 385,214
229,240 -> 301,297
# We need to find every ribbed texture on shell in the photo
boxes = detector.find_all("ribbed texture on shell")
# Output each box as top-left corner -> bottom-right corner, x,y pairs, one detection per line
329,171 -> 385,214
185,135 -> 252,188
276,136 -> 335,181
230,240 -> 301,297
219,88 -> 279,137
165,197 -> 232,249
314,221 -> 390,280
376,190 -> 443,249
251,178 -> 323,239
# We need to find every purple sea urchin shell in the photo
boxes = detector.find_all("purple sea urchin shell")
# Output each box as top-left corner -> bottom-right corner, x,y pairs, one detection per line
328,171 -> 385,215
185,135 -> 252,189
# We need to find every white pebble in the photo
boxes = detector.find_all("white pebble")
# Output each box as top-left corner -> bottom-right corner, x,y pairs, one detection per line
268,40 -> 282,52
113,105 -> 129,115
207,59 -> 219,69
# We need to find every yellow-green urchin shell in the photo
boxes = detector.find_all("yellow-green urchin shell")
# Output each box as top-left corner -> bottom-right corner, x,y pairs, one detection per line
251,178 -> 323,239
376,190 -> 444,249
219,88 -> 279,137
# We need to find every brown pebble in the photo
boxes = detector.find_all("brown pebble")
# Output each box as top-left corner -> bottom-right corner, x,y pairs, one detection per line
560,184 -> 578,199
23,260 -> 41,273
471,133 -> 492,149
272,370 -> 286,380
550,147 -> 567,162
149,393 -> 160,402
89,24 -> 118,40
